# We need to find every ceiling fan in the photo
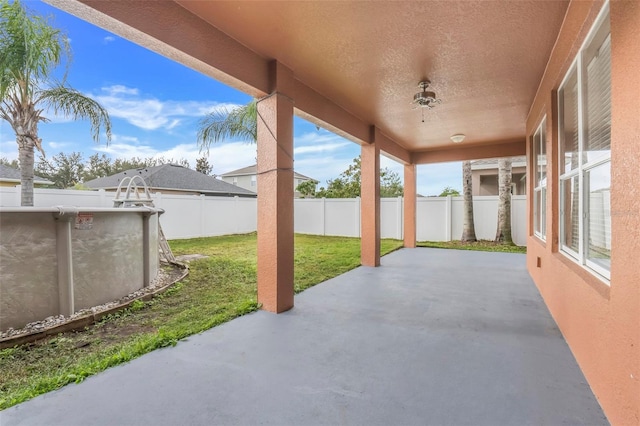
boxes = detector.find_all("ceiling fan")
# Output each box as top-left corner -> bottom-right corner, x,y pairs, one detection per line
412,80 -> 441,109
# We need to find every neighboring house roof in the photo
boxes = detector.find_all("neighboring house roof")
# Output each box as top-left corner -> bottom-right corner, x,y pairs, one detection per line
471,156 -> 527,170
0,164 -> 53,185
220,164 -> 318,183
84,164 -> 256,197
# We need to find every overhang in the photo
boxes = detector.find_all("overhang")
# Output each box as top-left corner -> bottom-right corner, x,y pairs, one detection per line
45,0 -> 570,162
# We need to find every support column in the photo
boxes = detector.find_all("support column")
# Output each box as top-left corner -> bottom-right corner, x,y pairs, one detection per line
53,209 -> 78,316
256,62 -> 295,313
403,164 -> 417,248
361,128 -> 380,266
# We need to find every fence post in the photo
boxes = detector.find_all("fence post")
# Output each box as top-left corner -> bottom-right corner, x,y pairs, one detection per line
446,195 -> 453,241
200,194 -> 206,237
322,198 -> 326,236
397,196 -> 403,240
355,197 -> 361,237
235,196 -> 240,234
98,189 -> 107,207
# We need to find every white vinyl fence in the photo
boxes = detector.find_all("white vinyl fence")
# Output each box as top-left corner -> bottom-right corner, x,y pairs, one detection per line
0,187 -> 526,245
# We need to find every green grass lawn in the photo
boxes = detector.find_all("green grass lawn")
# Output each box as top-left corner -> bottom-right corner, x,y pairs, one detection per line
417,240 -> 526,254
0,233 -> 402,410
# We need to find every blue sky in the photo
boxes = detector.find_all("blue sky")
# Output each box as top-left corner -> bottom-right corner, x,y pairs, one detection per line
0,1 -> 462,196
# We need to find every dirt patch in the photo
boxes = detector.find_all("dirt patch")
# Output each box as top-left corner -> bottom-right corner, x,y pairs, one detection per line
175,254 -> 210,263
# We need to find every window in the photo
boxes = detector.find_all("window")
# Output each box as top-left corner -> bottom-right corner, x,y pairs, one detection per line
232,177 -> 238,185
533,118 -> 547,240
558,4 -> 611,281
251,175 -> 256,187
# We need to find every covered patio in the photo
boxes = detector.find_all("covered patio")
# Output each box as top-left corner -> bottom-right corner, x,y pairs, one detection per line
28,1 -> 640,423
0,248 -> 606,425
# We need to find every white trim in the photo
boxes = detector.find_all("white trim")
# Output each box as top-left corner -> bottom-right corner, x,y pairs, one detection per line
533,117 -> 547,241
557,4 -> 611,284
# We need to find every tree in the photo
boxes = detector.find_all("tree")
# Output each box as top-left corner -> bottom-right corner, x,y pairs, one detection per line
197,100 -> 257,150
0,0 -> 111,205
495,158 -> 513,244
83,155 -> 152,181
82,153 -> 114,181
439,186 -> 460,197
315,156 -> 403,198
152,156 -> 190,168
195,156 -> 213,175
36,151 -> 84,188
380,168 -> 403,197
0,156 -> 19,168
295,180 -> 317,198
461,160 -> 477,242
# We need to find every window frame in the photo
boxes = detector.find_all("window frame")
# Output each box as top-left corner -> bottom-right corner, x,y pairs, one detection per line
557,3 -> 611,282
533,117 -> 547,241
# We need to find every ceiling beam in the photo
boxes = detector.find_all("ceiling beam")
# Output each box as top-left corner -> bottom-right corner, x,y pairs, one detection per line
47,0 -> 380,150
46,0 -> 271,97
293,81 -> 371,145
412,139 -> 526,164
374,130 -> 412,165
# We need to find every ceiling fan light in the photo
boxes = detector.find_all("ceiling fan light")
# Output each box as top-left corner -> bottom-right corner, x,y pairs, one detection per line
450,134 -> 465,143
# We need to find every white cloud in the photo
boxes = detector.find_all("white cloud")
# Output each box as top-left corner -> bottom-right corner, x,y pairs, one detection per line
103,36 -> 115,44
294,155 -> 356,186
0,137 -> 18,160
93,139 -> 257,175
166,119 -> 181,130
94,142 -> 159,159
104,85 -> 138,96
110,134 -> 140,144
91,85 -> 241,131
294,142 -> 350,155
48,141 -> 72,150
294,131 -> 348,147
417,162 -> 462,197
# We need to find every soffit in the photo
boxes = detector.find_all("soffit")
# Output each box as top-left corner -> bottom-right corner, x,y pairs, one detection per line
176,1 -> 569,152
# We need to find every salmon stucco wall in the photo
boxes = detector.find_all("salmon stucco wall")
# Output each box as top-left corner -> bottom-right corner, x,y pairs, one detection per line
526,1 -> 640,424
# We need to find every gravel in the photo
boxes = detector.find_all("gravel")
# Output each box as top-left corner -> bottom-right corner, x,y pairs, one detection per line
0,264 -> 186,341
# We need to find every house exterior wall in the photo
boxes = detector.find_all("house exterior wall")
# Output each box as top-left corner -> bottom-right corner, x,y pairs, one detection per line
525,2 -> 639,424
0,181 -> 51,188
471,166 -> 526,196
222,173 -> 312,196
221,175 -> 255,192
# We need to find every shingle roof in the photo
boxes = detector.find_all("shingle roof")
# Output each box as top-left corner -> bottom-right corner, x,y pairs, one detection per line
84,164 -> 256,197
471,156 -> 527,167
0,164 -> 53,184
220,164 -> 317,182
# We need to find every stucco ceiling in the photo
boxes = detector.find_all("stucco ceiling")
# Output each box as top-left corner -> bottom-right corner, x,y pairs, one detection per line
47,0 -> 569,156
175,1 -> 569,151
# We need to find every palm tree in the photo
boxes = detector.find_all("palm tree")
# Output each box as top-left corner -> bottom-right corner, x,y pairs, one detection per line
197,99 -> 257,151
461,160 -> 477,242
0,0 -> 111,206
495,158 -> 513,243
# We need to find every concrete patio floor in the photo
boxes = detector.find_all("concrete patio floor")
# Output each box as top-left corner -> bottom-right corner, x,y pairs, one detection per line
1,248 -> 607,426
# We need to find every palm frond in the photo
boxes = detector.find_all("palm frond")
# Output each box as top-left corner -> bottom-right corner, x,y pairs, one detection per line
197,99 -> 257,153
0,0 -> 68,101
38,85 -> 111,143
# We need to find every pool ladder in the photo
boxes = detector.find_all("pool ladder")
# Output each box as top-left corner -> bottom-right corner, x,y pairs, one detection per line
113,175 -> 176,263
